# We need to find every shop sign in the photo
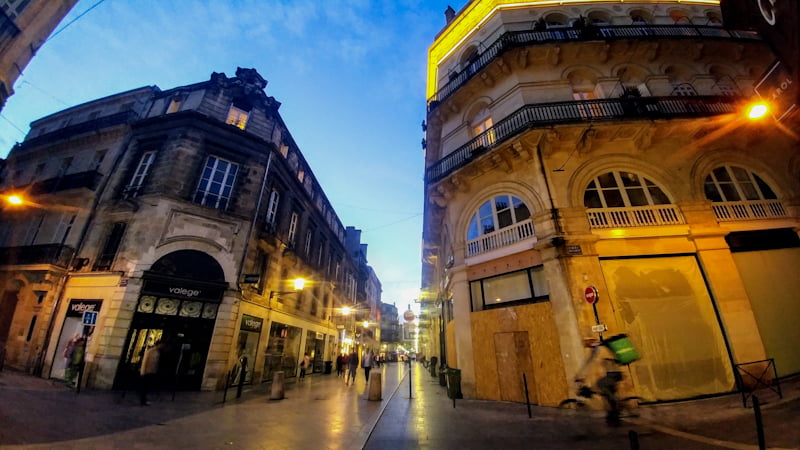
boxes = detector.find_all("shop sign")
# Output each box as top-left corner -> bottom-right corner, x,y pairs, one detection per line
67,299 -> 102,317
242,274 -> 260,284
141,279 -> 225,302
240,314 -> 263,332
82,311 -> 98,326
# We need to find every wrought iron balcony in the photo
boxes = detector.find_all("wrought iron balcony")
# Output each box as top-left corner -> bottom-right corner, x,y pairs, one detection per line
428,25 -> 761,110
17,111 -> 140,150
425,95 -> 741,183
0,244 -> 75,268
28,170 -> 102,194
0,10 -> 21,54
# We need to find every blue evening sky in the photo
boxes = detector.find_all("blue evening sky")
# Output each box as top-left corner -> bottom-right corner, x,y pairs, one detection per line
0,0 -> 463,310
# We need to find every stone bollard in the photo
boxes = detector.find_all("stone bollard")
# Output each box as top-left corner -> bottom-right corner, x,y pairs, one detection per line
270,371 -> 285,400
367,372 -> 382,401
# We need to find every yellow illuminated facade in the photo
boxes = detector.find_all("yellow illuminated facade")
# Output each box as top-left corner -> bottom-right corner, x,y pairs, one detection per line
421,0 -> 800,406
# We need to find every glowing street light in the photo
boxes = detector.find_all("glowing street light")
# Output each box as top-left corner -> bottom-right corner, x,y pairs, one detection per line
747,102 -> 769,120
3,193 -> 25,206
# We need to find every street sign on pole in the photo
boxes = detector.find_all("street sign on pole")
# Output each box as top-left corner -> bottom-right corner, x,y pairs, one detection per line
82,311 -> 98,326
584,286 -> 598,304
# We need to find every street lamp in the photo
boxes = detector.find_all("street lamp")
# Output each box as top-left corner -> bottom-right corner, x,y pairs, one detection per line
746,102 -> 769,120
268,277 -> 306,300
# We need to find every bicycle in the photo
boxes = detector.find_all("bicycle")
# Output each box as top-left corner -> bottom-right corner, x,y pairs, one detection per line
558,380 -> 641,426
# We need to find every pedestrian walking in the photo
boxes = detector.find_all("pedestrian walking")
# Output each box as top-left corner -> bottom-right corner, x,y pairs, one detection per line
63,335 -> 85,387
362,350 -> 373,382
299,354 -> 310,379
335,353 -> 344,377
346,349 -> 359,385
139,340 -> 164,406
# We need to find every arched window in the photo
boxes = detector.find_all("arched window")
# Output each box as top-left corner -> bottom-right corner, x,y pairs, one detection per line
467,195 -> 532,241
704,166 -> 777,202
584,171 -> 671,208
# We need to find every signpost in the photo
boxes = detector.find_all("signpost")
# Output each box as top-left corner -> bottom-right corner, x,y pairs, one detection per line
76,311 -> 98,393
584,286 -> 604,340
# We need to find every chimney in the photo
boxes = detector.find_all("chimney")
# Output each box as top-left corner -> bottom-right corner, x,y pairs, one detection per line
445,6 -> 456,24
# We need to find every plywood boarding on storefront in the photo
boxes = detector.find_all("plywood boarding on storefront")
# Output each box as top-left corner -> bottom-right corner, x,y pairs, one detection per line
470,302 -> 567,406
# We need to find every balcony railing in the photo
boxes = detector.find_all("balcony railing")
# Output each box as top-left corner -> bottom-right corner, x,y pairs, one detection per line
0,244 -> 75,268
467,218 -> 535,257
428,25 -> 761,110
17,111 -> 140,150
587,205 -> 685,229
425,96 -> 740,183
28,170 -> 102,194
713,200 -> 788,222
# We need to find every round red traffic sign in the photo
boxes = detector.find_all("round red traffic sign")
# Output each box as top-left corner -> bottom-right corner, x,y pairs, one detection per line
403,310 -> 416,322
584,286 -> 598,304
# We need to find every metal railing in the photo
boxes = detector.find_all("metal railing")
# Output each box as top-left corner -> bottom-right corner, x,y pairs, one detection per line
587,205 -> 685,229
0,244 -> 75,268
425,96 -> 741,183
712,200 -> 788,222
466,218 -> 535,257
428,25 -> 761,110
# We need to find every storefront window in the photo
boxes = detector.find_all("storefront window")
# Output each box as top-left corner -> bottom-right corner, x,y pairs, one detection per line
263,321 -> 302,381
469,266 -> 549,311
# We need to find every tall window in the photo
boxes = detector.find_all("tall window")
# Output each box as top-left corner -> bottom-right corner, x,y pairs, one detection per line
304,229 -> 313,256
194,156 -> 238,210
287,212 -> 299,245
125,151 -> 155,197
467,195 -> 531,241
584,171 -> 671,208
94,222 -> 126,271
265,189 -> 280,228
226,105 -> 249,129
470,107 -> 494,144
703,166 -> 777,202
166,96 -> 183,114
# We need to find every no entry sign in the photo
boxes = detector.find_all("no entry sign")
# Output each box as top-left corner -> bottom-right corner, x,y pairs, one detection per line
584,286 -> 598,304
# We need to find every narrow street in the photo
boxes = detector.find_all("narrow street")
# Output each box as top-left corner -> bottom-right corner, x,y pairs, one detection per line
1,363 -> 797,449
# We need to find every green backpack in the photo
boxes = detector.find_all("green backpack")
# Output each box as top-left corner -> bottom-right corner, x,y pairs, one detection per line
604,334 -> 640,364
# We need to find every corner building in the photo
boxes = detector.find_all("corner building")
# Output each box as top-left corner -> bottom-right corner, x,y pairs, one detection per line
421,0 -> 800,405
0,68 -> 380,390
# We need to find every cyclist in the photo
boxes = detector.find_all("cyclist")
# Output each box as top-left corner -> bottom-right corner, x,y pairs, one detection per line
574,337 -> 625,426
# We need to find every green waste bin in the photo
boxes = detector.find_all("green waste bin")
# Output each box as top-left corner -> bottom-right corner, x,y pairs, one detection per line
446,368 -> 463,399
605,334 -> 639,364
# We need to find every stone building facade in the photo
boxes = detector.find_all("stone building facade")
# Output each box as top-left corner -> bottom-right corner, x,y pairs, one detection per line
420,1 -> 800,405
0,68 -> 380,390
0,0 -> 78,110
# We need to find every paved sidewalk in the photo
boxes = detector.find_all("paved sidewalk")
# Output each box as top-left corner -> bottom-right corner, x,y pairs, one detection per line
369,365 -> 799,450
1,364 -> 798,449
0,364 -> 407,449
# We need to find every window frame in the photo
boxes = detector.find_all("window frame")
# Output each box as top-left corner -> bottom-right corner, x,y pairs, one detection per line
194,155 -> 239,210
703,165 -> 777,202
469,266 -> 549,311
287,211 -> 299,245
467,195 -> 532,241
226,105 -> 249,129
125,151 -> 155,197
265,189 -> 280,227
583,171 -> 672,209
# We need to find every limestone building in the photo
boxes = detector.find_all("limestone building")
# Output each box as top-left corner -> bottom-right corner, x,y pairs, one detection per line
420,0 -> 800,405
0,68 -> 380,390
0,0 -> 78,110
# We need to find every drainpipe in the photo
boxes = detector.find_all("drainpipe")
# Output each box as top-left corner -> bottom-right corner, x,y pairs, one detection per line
236,150 -> 273,291
536,135 -> 562,235
34,121 -> 139,376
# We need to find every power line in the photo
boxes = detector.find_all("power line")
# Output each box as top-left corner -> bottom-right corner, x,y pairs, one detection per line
361,213 -> 422,233
0,113 -> 26,135
337,202 -> 421,215
21,80 -> 69,106
45,0 -> 110,43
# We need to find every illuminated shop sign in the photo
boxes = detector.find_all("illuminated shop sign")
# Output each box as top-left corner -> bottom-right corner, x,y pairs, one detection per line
240,314 -> 263,332
67,299 -> 102,317
141,279 -> 225,302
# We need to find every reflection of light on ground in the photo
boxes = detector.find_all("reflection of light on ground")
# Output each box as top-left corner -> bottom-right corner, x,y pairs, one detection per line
412,366 -> 428,436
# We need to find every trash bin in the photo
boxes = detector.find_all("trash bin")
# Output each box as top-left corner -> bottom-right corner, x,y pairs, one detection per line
446,368 -> 463,399
439,368 -> 447,386
429,356 -> 438,377
324,361 -> 332,374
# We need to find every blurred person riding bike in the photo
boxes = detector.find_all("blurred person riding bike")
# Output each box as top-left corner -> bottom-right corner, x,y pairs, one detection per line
574,335 -> 638,426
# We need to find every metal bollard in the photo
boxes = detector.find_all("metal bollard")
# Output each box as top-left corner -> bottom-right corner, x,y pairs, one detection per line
236,356 -> 248,399
629,430 -> 640,450
270,371 -> 285,400
368,372 -> 382,401
753,395 -> 766,450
